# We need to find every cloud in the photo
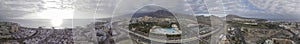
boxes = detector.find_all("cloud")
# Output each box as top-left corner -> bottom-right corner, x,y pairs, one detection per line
0,0 -> 120,19
0,0 -> 42,19
0,10 -> 33,19
1,0 -> 299,20
72,0 -> 119,19
186,0 -> 209,14
188,0 -> 300,20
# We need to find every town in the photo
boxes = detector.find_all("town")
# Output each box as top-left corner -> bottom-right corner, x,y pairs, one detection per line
1,14 -> 299,44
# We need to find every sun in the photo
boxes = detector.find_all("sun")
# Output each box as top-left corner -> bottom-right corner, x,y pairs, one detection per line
38,8 -> 74,27
51,18 -> 63,26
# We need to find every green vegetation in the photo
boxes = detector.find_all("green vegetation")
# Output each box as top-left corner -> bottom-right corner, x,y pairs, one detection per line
129,21 -> 179,33
129,22 -> 154,33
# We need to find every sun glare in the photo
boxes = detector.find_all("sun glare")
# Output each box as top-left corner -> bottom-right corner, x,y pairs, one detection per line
51,18 -> 63,26
38,9 -> 74,27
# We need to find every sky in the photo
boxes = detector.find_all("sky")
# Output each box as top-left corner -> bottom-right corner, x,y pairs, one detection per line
223,0 -> 300,20
0,0 -> 119,19
0,0 -> 300,20
1,0 -> 300,27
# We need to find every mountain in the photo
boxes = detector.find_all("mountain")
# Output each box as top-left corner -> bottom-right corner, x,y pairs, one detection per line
132,10 -> 175,18
225,14 -> 267,22
196,15 -> 211,25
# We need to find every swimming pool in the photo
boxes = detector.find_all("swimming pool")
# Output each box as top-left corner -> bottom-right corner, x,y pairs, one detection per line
151,28 -> 181,35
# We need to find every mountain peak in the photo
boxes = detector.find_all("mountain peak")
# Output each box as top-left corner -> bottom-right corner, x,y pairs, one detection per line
132,10 -> 175,18
226,14 -> 243,18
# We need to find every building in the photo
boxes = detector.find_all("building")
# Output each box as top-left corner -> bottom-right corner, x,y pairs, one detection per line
264,39 -> 274,44
266,38 -> 296,44
0,22 -> 20,35
220,35 -> 230,44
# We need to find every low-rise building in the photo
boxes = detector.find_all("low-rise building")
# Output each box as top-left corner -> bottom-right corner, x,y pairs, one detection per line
0,22 -> 20,38
270,38 -> 295,44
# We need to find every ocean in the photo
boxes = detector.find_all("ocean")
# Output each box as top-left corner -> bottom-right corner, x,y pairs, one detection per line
0,19 -> 104,28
